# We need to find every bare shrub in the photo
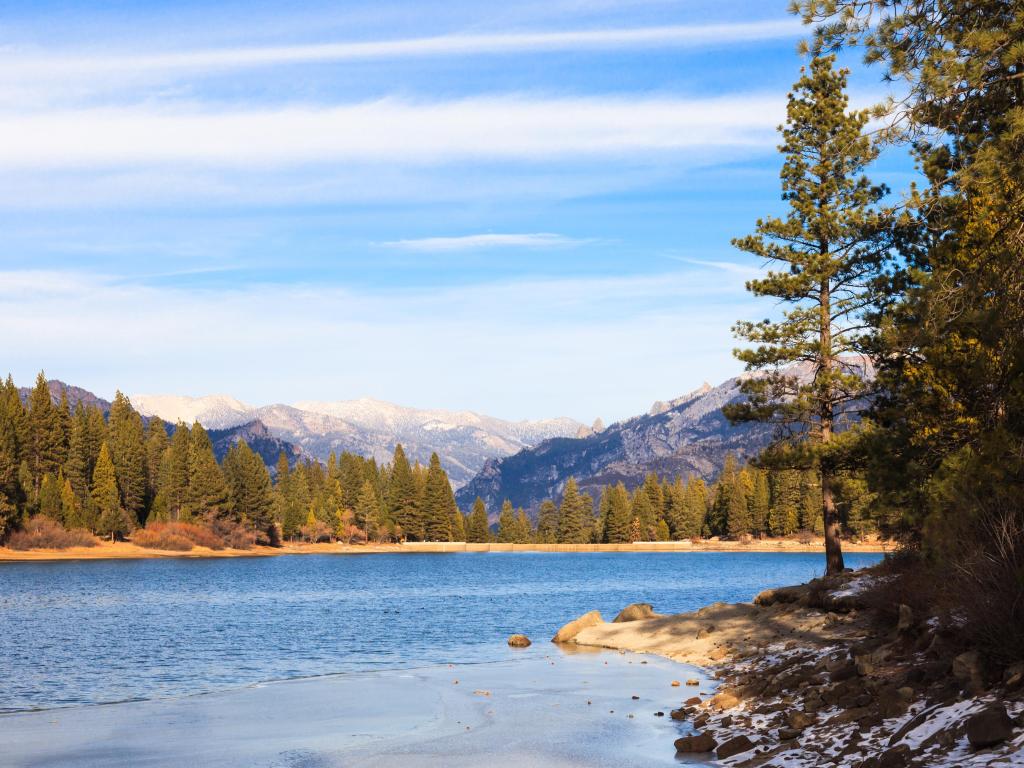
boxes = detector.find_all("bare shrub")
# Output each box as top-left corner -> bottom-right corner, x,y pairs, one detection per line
738,533 -> 754,545
7,517 -> 98,550
223,526 -> 256,550
131,527 -> 194,551
949,499 -> 1024,663
300,519 -> 333,543
795,529 -> 815,545
132,522 -> 225,551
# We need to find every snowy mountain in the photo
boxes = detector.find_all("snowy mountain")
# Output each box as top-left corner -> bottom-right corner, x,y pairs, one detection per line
455,376 -> 777,514
131,394 -> 584,487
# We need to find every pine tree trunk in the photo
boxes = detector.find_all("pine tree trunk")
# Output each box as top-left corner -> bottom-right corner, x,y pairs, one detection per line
819,276 -> 845,576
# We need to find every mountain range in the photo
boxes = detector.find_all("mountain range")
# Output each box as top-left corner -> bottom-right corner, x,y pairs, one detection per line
129,394 -> 585,487
455,376 -> 776,514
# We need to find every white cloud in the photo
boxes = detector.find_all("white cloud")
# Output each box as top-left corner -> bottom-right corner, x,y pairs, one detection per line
380,233 -> 588,252
0,265 -> 756,421
0,95 -> 783,170
2,20 -> 803,82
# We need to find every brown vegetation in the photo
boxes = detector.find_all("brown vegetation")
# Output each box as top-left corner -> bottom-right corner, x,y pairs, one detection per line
7,517 -> 98,550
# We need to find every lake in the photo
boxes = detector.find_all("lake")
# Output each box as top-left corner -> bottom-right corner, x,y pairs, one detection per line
0,551 -> 882,712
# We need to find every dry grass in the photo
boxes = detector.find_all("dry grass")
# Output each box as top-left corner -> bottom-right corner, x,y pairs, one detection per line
7,517 -> 98,550
132,521 -> 226,551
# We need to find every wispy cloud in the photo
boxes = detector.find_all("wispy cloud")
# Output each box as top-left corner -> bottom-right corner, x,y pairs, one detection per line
0,95 -> 783,170
380,233 -> 589,252
3,20 -> 803,81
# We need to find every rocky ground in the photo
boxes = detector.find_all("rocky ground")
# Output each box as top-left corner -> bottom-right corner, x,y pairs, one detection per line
556,571 -> 1024,766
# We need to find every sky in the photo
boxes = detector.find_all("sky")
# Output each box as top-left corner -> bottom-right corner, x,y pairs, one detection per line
0,0 -> 914,423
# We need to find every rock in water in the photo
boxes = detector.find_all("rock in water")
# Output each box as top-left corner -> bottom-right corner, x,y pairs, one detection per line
674,732 -> 717,753
613,603 -> 663,622
966,704 -> 1014,748
507,634 -> 531,647
551,610 -> 605,643
716,735 -> 755,759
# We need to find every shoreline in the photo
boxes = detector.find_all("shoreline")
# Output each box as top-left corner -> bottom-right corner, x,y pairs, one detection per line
0,537 -> 890,562
556,570 -> 1024,765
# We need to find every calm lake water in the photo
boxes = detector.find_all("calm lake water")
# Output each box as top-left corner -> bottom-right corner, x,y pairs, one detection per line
0,551 -> 882,712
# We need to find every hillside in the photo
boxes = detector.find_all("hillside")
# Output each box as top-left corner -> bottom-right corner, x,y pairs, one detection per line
455,376 -> 776,515
207,420 -> 304,470
131,394 -> 583,487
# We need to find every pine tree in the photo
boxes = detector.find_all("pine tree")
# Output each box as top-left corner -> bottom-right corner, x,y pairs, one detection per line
107,392 -> 147,522
0,377 -> 23,538
556,477 -> 589,544
683,478 -> 708,540
769,470 -> 801,537
354,479 -> 382,541
514,509 -> 533,543
144,417 -> 169,504
799,470 -> 823,533
450,505 -> 466,542
160,423 -> 191,521
535,500 -> 559,543
749,469 -> 771,537
24,372 -> 65,496
38,472 -> 62,520
223,440 -> 274,537
497,500 -> 517,543
92,443 -> 132,539
601,482 -> 632,543
467,497 -> 490,543
186,423 -> 232,522
630,489 -> 655,542
421,452 -> 453,541
386,445 -> 421,541
725,56 -> 893,574
709,455 -> 740,536
725,469 -> 752,539
60,476 -> 80,529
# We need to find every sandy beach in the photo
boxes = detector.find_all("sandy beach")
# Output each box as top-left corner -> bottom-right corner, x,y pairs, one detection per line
0,537 -> 890,562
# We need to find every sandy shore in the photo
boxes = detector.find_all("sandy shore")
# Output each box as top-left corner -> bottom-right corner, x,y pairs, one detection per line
558,572 -> 1024,766
0,537 -> 889,562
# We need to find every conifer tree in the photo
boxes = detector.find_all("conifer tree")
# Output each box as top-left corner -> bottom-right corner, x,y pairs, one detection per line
535,500 -> 559,543
223,440 -> 274,537
144,417 -> 168,503
24,372 -> 65,495
683,478 -> 708,540
726,56 -> 893,574
92,443 -> 133,540
354,479 -> 382,541
60,476 -> 80,529
556,478 -> 589,544
799,470 -> 822,532
186,423 -> 232,522
159,423 -> 191,521
749,469 -> 771,536
107,392 -> 147,522
386,445 -> 421,541
421,452 -> 453,541
450,505 -> 466,542
725,469 -> 752,539
630,489 -> 655,542
467,497 -> 490,543
514,509 -> 533,543
0,378 -> 23,538
38,472 -> 62,520
769,470 -> 801,536
497,500 -> 516,543
601,482 -> 632,543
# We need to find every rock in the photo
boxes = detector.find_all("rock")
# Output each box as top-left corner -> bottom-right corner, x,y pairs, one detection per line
671,680 -> 680,687
686,679 -> 700,686
787,710 -> 816,731
952,650 -> 985,693
613,603 -> 663,622
707,690 -> 740,711
670,708 -> 687,721
966,704 -> 1014,749
896,604 -> 913,634
754,585 -> 803,606
778,727 -> 801,740
879,744 -> 911,768
1004,661 -> 1024,689
716,735 -> 755,759
685,696 -> 702,706
507,634 -> 531,647
674,732 -> 717,753
551,610 -> 604,643
707,646 -> 729,661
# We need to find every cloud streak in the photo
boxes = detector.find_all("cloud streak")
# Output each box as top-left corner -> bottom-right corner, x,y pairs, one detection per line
3,20 -> 804,80
0,95 -> 783,170
380,233 -> 588,252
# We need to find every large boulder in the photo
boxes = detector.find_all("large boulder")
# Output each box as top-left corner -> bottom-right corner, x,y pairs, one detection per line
613,603 -> 663,622
674,732 -> 717,753
507,634 -> 531,648
551,610 -> 605,643
953,651 -> 986,693
716,735 -> 755,759
966,704 -> 1014,749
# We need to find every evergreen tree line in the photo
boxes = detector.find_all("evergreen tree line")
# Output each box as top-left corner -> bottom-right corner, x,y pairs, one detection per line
0,373 -> 465,545
466,458 -> 875,545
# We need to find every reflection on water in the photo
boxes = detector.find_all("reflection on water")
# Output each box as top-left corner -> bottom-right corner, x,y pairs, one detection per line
0,551 -> 881,711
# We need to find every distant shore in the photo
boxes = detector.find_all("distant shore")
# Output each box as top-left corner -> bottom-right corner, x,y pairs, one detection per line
0,537 -> 890,562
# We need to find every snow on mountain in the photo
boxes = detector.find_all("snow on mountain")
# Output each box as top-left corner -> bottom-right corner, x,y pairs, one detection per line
131,394 -> 255,429
130,393 -> 584,488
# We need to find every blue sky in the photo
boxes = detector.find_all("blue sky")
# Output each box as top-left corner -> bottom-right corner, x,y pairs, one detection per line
0,0 -> 914,422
